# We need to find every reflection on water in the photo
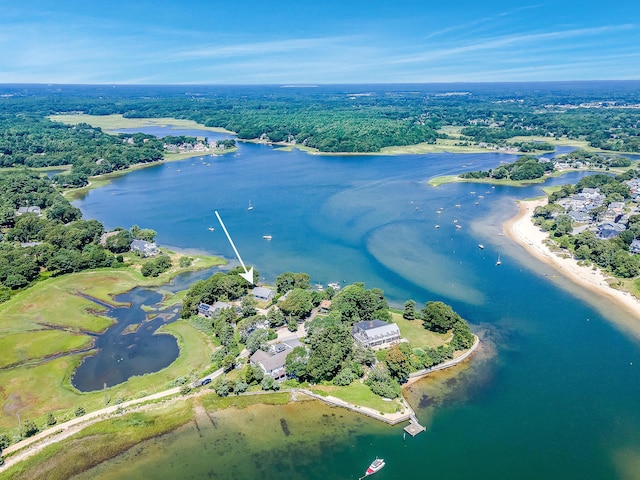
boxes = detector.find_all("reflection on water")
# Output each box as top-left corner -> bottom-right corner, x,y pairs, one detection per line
73,399 -> 393,480
72,267 -> 220,391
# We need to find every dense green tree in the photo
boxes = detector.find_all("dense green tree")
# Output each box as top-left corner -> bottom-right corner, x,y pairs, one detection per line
245,329 -> 269,354
285,345 -> 308,380
275,271 -> 311,293
331,283 -> 390,325
384,344 -> 412,383
305,322 -> 353,382
421,301 -> 462,333
403,300 -> 416,320
105,229 -> 133,253
278,287 -> 314,321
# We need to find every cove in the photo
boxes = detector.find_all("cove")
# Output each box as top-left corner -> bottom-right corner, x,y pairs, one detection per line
71,130 -> 640,479
71,267 -> 220,392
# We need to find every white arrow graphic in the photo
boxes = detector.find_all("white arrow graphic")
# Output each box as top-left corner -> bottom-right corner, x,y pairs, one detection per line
214,211 -> 254,285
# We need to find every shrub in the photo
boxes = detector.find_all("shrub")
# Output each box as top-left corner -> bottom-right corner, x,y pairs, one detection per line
22,420 -> 40,437
46,412 -> 57,426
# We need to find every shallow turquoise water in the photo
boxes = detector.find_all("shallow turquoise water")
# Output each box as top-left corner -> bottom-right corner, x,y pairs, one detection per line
72,134 -> 640,479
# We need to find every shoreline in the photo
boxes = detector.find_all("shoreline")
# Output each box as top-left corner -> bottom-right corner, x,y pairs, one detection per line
1,335 -> 480,471
504,198 -> 640,322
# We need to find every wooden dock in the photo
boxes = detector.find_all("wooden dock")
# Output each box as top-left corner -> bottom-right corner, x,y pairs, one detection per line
404,415 -> 426,437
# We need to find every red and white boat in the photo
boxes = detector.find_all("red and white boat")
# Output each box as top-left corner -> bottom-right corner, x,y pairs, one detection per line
363,458 -> 385,477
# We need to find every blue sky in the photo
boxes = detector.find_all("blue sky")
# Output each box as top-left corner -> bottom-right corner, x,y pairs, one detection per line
1,0 -> 639,84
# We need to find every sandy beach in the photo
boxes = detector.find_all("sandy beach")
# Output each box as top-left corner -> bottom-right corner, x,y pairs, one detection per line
504,198 -> 640,322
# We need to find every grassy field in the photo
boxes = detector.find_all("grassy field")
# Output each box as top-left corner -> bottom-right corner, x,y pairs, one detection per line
0,254 -> 224,431
50,114 -> 234,134
0,331 -> 92,369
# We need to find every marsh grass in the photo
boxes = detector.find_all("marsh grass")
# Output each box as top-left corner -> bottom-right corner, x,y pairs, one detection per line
3,400 -> 194,480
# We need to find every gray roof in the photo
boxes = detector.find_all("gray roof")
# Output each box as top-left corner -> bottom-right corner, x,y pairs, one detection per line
250,338 -> 302,374
252,286 -> 275,299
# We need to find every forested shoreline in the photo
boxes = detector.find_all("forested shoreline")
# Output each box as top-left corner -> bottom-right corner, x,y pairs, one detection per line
1,82 -> 639,159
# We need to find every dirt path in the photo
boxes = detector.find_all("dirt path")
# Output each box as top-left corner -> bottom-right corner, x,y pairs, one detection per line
1,387 -> 181,471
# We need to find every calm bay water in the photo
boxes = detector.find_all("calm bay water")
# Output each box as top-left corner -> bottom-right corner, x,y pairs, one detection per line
72,132 -> 640,479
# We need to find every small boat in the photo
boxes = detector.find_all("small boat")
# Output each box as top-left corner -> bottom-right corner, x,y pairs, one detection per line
328,282 -> 341,290
496,254 -> 502,266
455,204 -> 461,208
208,227 -> 215,232
456,224 -> 462,229
478,244 -> 484,249
475,201 -> 480,205
262,235 -> 272,240
361,458 -> 385,478
247,201 -> 254,211
435,224 -> 440,228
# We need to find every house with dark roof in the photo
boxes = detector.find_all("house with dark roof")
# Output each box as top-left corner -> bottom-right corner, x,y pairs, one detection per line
249,338 -> 302,380
597,222 -> 626,239
352,320 -> 402,349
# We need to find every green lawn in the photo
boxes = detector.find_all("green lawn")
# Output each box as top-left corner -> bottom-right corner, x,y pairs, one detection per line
310,382 -> 402,414
392,312 -> 449,349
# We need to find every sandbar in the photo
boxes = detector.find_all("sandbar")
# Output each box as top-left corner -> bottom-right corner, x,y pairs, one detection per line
504,198 -> 640,322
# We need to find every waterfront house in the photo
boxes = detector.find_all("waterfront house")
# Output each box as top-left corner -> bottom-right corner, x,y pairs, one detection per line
597,222 -> 626,239
130,239 -> 159,257
16,206 -> 42,216
250,338 -> 302,380
252,286 -> 275,301
198,301 -> 232,318
352,320 -> 402,349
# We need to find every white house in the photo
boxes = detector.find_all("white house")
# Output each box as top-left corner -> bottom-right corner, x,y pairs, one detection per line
352,320 -> 402,349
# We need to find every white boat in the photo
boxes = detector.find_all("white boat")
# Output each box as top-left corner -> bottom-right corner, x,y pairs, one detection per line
247,200 -> 254,211
478,244 -> 484,249
362,458 -> 385,477
496,254 -> 502,266
262,235 -> 272,240
435,224 -> 440,228
328,282 -> 341,290
456,224 -> 462,229
208,227 -> 215,232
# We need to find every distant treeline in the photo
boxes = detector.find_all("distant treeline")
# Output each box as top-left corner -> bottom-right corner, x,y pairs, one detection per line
0,115 -> 164,187
1,83 -> 639,156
